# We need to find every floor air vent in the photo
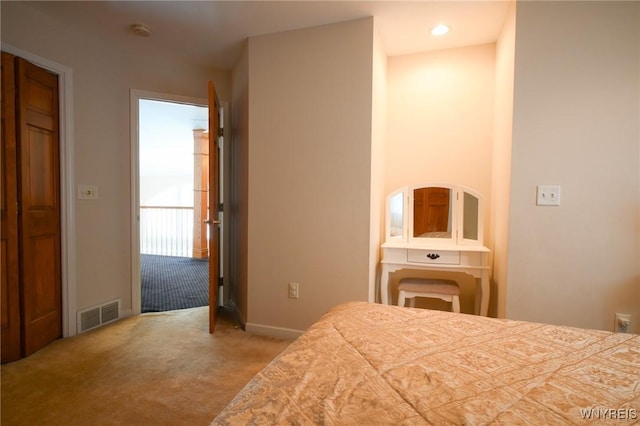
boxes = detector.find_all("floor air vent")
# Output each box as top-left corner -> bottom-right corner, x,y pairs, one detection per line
77,299 -> 121,333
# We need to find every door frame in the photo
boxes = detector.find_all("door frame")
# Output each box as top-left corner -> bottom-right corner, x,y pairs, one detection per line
130,90 -> 229,314
1,44 -> 77,337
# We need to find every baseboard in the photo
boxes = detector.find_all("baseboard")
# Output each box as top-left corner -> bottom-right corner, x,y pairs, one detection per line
245,322 -> 304,340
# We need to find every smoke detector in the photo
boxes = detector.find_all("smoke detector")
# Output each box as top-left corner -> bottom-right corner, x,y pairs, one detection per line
131,23 -> 152,37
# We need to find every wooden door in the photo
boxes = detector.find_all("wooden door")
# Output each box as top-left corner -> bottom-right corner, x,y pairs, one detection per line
15,57 -> 62,356
1,52 -> 22,363
208,82 -> 221,333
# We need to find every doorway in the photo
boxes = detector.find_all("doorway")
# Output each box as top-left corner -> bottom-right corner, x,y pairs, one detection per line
137,97 -> 210,313
130,90 -> 229,319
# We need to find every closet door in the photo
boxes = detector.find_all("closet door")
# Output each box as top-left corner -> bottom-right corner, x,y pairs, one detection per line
15,57 -> 62,356
1,52 -> 22,363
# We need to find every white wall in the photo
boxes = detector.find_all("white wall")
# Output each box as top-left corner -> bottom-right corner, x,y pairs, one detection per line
245,18 -> 375,334
385,44 -> 495,213
491,4 -> 516,318
507,1 -> 640,332
230,45 -> 250,324
1,2 -> 231,326
369,21 -> 388,303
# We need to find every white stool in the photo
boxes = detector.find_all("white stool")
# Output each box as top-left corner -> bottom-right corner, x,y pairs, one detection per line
397,278 -> 461,313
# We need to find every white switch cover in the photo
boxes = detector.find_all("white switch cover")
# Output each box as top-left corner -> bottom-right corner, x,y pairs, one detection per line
536,185 -> 560,206
78,185 -> 98,200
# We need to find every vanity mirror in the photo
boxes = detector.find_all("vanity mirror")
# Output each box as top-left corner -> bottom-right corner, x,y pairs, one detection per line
381,184 -> 490,316
413,186 -> 452,239
385,184 -> 483,245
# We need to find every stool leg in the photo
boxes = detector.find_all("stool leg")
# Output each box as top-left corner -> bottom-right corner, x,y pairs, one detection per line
409,297 -> 416,308
452,295 -> 460,313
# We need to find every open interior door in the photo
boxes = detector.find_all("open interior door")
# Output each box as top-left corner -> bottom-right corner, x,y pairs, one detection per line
207,81 -> 221,333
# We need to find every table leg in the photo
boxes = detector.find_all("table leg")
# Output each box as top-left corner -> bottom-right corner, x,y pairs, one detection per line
480,270 -> 489,316
381,265 -> 390,305
474,277 -> 481,315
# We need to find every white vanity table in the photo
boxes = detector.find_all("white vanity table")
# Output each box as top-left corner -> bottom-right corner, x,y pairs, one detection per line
381,184 -> 491,316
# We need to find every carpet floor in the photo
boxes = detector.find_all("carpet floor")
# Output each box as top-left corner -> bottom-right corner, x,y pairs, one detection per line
141,254 -> 209,313
1,306 -> 292,425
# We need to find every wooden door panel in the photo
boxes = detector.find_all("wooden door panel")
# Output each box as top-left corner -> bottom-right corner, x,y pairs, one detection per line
1,241 -> 8,326
22,234 -> 61,354
25,78 -> 55,115
16,57 -> 62,356
26,236 -> 59,314
1,236 -> 21,362
1,51 -> 22,363
27,127 -> 57,208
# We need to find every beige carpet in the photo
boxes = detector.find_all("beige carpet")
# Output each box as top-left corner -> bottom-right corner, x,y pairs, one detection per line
1,307 -> 293,425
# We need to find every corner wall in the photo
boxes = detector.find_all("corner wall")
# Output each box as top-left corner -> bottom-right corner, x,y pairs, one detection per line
385,44 -> 495,229
245,18 -> 375,333
507,1 -> 640,332
230,44 -> 250,324
491,4 -> 516,318
385,43 -> 496,313
369,21 -> 388,303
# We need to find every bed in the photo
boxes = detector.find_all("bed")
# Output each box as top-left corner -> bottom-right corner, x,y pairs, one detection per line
212,302 -> 640,425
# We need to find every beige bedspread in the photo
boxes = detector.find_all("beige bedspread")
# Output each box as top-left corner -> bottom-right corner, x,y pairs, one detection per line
213,302 -> 640,425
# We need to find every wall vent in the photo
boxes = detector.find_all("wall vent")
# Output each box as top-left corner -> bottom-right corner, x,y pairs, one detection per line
101,301 -> 119,323
79,308 -> 101,333
77,299 -> 121,334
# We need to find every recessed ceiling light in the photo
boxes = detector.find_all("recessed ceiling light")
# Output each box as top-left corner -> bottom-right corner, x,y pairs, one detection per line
431,24 -> 450,37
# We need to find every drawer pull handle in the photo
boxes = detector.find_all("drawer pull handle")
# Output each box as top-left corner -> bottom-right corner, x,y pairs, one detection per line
427,253 -> 440,260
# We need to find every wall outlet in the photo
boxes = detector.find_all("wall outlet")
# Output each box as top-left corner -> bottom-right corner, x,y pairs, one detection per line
288,282 -> 299,299
615,313 -> 631,333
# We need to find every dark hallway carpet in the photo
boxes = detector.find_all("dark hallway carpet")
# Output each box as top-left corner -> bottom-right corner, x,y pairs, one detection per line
141,254 -> 209,313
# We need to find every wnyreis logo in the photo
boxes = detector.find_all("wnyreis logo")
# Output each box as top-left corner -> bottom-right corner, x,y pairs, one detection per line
580,408 -> 637,421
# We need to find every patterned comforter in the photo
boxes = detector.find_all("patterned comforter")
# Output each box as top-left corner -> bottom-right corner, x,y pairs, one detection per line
213,302 -> 640,425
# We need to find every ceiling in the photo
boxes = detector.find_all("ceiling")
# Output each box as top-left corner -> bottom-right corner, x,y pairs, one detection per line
26,1 -> 512,69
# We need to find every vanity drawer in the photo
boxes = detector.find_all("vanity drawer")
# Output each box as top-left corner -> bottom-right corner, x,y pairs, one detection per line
407,249 -> 460,265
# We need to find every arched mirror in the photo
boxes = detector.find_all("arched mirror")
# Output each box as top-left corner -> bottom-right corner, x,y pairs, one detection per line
385,184 -> 483,246
412,186 -> 452,239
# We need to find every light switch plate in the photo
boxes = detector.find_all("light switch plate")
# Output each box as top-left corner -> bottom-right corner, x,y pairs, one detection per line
536,185 -> 560,206
78,184 -> 98,200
